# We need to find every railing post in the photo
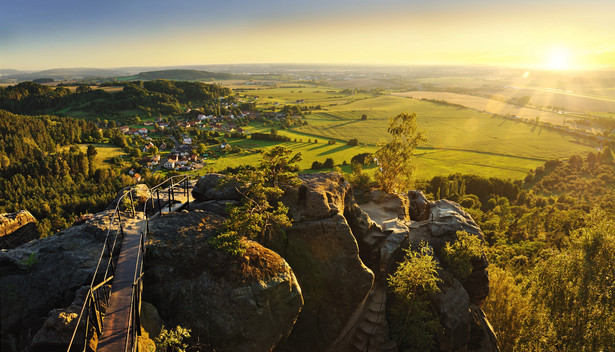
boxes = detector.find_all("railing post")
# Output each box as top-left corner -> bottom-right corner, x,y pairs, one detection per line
168,187 -> 172,212
129,190 -> 136,218
118,210 -> 125,238
157,189 -> 162,216
186,180 -> 190,211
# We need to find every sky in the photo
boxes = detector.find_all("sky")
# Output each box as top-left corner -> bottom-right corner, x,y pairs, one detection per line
1,0 -> 614,71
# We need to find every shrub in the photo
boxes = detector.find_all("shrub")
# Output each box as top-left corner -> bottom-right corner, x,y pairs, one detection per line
441,231 -> 484,281
387,242 -> 442,349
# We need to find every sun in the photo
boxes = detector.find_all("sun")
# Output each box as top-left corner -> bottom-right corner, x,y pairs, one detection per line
545,47 -> 572,70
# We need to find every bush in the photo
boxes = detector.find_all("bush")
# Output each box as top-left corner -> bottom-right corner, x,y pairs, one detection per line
441,231 -> 484,281
347,138 -> 359,146
387,242 -> 442,349
323,158 -> 335,168
311,161 -> 323,169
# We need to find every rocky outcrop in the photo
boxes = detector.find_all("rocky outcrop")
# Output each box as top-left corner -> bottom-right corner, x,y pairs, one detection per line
191,173 -> 242,202
0,210 -> 39,249
0,211 -> 117,352
409,199 -> 490,305
274,173 -> 375,352
143,210 -> 303,352
107,184 -> 151,210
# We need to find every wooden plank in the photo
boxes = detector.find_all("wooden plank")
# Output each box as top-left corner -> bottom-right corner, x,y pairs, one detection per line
97,219 -> 143,352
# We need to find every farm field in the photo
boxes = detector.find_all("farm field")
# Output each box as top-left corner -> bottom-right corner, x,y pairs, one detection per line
392,91 -> 575,126
204,92 -> 599,179
60,143 -> 126,168
292,95 -> 596,158
489,86 -> 615,114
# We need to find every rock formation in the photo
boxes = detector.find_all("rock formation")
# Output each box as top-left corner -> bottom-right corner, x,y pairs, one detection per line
0,173 -> 501,352
143,210 -> 303,352
0,211 -> 116,352
0,210 -> 39,249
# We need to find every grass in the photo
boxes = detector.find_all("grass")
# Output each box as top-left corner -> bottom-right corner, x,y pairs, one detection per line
60,143 -> 126,168
206,91 -> 599,180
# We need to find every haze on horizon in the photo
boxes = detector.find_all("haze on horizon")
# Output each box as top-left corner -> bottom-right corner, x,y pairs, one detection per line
1,0 -> 614,72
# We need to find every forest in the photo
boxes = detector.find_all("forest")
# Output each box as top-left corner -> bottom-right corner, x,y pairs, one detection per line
0,80 -> 232,118
0,110 -> 133,235
417,150 -> 615,351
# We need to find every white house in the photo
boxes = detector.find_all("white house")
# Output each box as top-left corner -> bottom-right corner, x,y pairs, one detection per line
182,137 -> 192,145
164,160 -> 176,169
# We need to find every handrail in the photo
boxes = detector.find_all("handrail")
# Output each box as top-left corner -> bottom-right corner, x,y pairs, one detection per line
66,175 -> 199,352
67,189 -> 134,351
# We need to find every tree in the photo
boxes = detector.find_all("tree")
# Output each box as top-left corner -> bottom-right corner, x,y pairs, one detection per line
210,146 -> 301,255
323,157 -> 335,168
361,114 -> 368,120
374,112 -> 426,193
530,208 -> 615,351
387,242 -> 442,350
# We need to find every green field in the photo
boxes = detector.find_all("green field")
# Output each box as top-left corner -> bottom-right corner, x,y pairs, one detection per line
60,143 -> 126,168
229,89 -> 600,180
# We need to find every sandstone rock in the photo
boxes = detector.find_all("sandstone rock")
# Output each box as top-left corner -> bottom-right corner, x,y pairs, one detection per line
408,200 -> 490,304
0,210 -> 116,352
408,190 -> 431,221
0,210 -> 39,249
144,211 -> 303,352
467,306 -> 500,352
282,172 -> 352,222
434,271 -> 471,351
31,285 -> 99,352
140,301 -> 163,339
107,184 -> 151,210
275,215 -> 374,352
191,199 -> 239,216
191,173 -> 242,202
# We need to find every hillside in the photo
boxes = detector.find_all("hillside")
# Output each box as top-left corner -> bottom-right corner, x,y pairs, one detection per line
131,69 -> 238,81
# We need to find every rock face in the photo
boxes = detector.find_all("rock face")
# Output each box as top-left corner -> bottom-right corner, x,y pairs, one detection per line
409,199 -> 490,305
143,211 -> 303,352
191,173 -> 242,202
274,173 -> 375,352
0,210 -> 39,249
0,173 -> 501,352
0,211 -> 116,352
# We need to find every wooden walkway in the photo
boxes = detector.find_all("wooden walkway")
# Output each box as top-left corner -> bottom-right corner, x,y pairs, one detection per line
97,218 -> 143,352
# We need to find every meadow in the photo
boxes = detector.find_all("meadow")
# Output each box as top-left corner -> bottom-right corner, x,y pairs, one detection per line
60,143 -> 126,168
212,87 -> 600,180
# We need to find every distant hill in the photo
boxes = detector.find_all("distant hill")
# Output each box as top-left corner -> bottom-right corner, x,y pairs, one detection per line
0,67 -> 134,82
132,69 -> 239,81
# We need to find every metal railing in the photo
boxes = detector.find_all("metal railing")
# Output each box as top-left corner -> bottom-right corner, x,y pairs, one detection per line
66,191 -> 131,352
67,175 -> 200,352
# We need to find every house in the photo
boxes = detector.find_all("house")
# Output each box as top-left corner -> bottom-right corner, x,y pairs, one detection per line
152,154 -> 161,162
182,137 -> 192,145
132,173 -> 141,182
160,142 -> 167,150
128,169 -> 135,176
142,146 -> 149,153
119,126 -> 130,133
163,160 -> 176,169
138,128 -> 148,134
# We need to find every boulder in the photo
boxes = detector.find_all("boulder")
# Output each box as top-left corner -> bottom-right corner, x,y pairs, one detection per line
31,285 -> 101,352
107,184 -> 150,210
0,211 -> 116,352
190,199 -> 239,216
144,211 -> 303,352
282,172 -> 352,222
407,190 -> 431,221
191,173 -> 242,202
0,210 -> 39,249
